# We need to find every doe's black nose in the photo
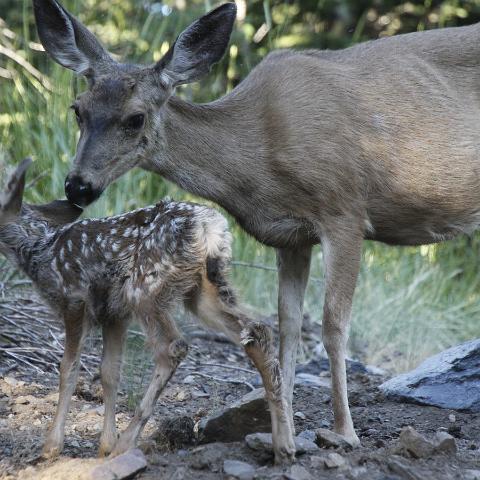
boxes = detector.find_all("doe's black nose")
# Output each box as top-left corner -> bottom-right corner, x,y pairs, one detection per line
65,175 -> 99,207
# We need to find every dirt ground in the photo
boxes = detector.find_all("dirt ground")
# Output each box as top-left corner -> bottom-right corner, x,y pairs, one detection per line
1,327 -> 480,480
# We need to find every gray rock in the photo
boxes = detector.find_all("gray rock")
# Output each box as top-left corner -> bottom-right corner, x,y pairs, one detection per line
223,459 -> 255,480
433,431 -> 457,455
294,373 -> 331,389
395,427 -> 435,459
380,339 -> 480,412
298,430 -> 316,442
245,433 -> 318,455
285,465 -> 314,480
189,443 -> 229,470
297,357 -> 368,376
314,428 -> 355,451
90,449 -> 147,480
324,452 -> 346,469
464,470 -> 480,480
198,388 -> 270,443
387,456 -> 426,480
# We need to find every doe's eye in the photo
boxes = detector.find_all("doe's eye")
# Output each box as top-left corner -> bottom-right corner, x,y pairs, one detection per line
125,113 -> 145,130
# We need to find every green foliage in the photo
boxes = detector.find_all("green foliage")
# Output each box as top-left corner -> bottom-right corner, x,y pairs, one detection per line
1,0 -> 480,371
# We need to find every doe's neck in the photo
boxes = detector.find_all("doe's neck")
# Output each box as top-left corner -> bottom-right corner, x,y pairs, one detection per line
150,93 -> 264,205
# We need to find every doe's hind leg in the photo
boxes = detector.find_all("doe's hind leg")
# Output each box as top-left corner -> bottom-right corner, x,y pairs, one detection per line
187,263 -> 295,465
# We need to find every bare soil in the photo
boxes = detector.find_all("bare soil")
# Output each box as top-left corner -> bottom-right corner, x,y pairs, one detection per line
1,327 -> 480,480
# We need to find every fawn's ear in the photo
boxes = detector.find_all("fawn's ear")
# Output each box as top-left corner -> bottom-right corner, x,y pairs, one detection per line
33,0 -> 114,76
0,158 -> 31,224
155,3 -> 236,87
30,200 -> 83,226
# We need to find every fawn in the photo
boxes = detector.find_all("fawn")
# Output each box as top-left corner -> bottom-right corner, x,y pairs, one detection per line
0,159 -> 295,463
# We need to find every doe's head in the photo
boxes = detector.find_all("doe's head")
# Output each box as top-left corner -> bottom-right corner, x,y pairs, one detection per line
33,0 -> 237,207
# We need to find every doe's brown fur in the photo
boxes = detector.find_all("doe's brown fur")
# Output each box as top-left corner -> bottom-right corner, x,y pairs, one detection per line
32,0 -> 480,454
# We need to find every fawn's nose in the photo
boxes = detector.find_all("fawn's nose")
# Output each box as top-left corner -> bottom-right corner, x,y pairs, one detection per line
65,175 -> 99,207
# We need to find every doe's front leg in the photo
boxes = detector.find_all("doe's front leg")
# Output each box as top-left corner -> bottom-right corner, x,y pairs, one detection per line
320,226 -> 362,446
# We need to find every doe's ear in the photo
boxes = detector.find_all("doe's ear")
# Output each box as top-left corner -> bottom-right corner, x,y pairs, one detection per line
0,158 -> 32,223
30,200 -> 83,227
155,3 -> 236,87
33,0 -> 114,76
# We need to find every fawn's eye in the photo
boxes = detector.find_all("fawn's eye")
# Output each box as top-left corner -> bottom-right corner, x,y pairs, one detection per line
125,113 -> 145,130
70,104 -> 81,124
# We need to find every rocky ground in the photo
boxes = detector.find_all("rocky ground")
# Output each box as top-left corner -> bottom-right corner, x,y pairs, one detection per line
1,325 -> 480,480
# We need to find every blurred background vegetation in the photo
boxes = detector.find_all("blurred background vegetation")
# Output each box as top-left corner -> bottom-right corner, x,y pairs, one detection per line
2,0 -> 480,372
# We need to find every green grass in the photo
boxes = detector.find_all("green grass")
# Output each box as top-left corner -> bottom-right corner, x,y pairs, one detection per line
2,0 -> 480,374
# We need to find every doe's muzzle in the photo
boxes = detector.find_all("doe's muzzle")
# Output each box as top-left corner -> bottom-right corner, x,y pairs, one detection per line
65,174 -> 101,207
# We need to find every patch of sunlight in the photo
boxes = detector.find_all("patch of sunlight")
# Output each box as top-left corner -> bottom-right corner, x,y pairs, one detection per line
0,113 -> 26,126
420,245 -> 436,260
274,34 -> 310,49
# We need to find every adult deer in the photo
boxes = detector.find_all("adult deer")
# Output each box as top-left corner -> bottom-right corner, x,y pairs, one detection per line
33,0 -> 480,453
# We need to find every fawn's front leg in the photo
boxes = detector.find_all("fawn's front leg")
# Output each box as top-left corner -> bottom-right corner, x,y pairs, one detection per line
43,304 -> 89,459
110,314 -> 187,457
98,319 -> 128,457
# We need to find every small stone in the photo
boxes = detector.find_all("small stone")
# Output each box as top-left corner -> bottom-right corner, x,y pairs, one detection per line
285,465 -> 313,480
448,414 -> 456,423
14,395 -> 37,405
294,373 -> 331,389
5,377 -> 24,388
310,455 -> 326,469
314,428 -> 355,451
324,452 -> 346,469
298,430 -> 316,442
33,419 -> 42,426
388,456 -> 423,480
464,470 -> 480,480
183,375 -> 197,384
90,448 -> 147,480
245,433 -> 318,455
223,459 -> 255,480
175,389 -> 189,401
396,426 -> 434,459
433,431 -> 457,455
199,389 -> 270,443
294,411 -> 306,420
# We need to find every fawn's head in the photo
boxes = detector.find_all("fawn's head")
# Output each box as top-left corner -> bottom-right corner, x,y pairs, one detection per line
0,159 -> 83,262
33,0 -> 237,207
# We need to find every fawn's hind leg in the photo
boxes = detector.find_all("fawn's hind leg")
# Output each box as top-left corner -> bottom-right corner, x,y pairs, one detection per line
110,313 -> 188,457
187,261 -> 295,465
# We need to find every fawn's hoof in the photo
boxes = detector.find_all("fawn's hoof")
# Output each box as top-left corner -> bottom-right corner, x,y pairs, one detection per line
41,443 -> 62,460
273,438 -> 296,466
